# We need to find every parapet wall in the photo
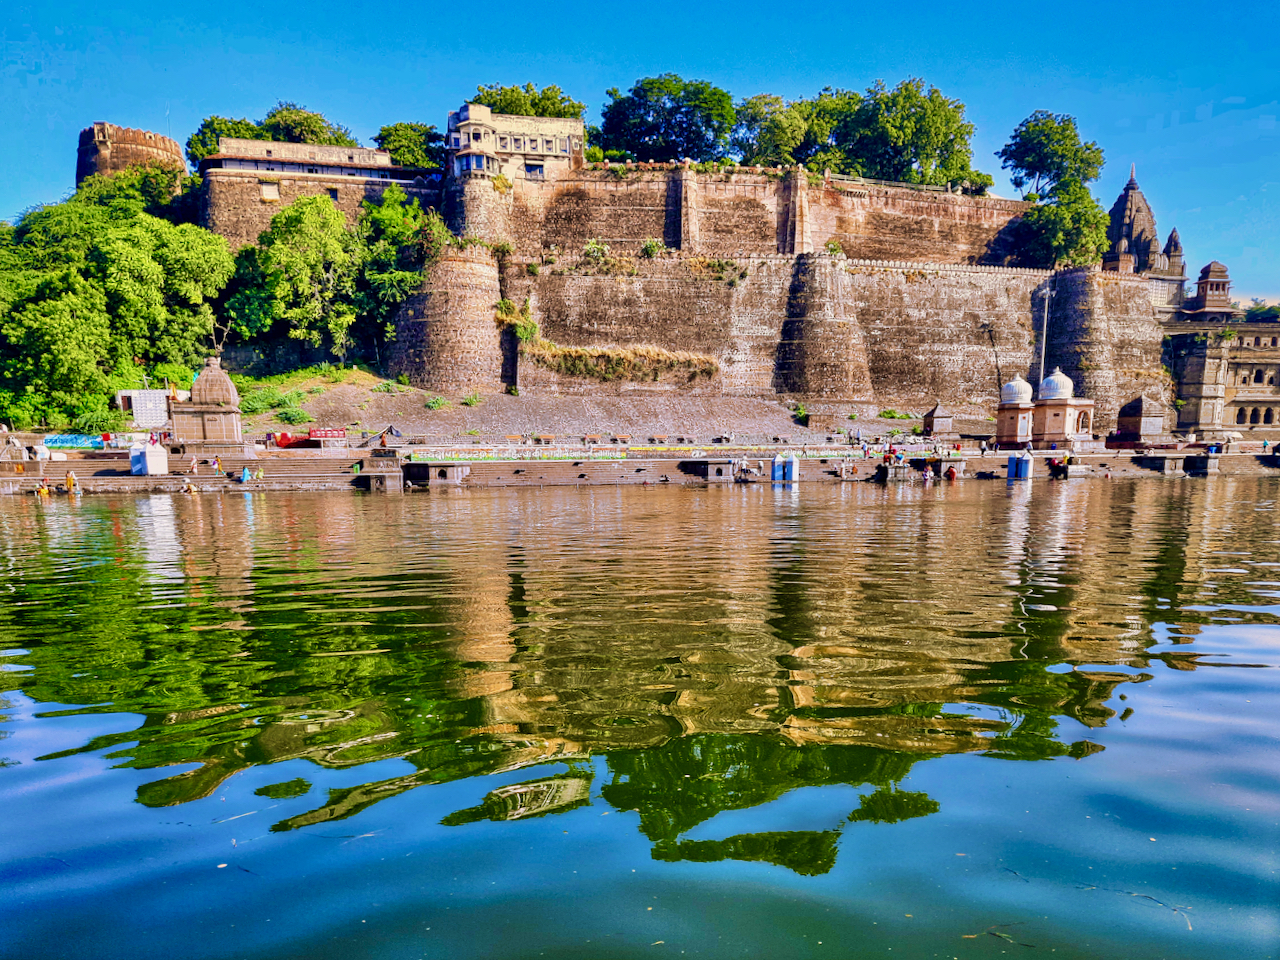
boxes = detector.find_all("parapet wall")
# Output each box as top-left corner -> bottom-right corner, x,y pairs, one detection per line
76,123 -> 186,186
202,169 -> 443,249
474,169 -> 1028,265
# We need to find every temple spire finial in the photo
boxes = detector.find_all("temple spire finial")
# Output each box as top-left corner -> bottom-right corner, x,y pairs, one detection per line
1129,163 -> 1137,184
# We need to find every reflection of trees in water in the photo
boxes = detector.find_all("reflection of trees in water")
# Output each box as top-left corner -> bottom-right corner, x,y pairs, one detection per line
5,481 -> 1279,855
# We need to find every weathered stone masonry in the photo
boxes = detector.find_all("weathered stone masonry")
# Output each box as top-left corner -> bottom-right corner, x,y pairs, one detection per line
140,101 -> 1220,433
76,122 -> 186,186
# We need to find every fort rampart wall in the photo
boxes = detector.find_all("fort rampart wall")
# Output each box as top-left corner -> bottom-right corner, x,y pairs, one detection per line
459,168 -> 1030,266
1042,267 -> 1170,432
486,255 -> 1066,415
387,246 -> 504,395
201,170 -> 443,249
76,122 -> 186,186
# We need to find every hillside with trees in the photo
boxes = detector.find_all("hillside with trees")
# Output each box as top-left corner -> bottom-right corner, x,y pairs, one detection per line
0,81 -> 1125,430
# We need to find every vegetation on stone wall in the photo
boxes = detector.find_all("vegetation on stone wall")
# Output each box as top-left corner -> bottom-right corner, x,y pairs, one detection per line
185,101 -> 359,166
471,83 -> 586,119
521,340 -> 718,384
220,185 -> 434,360
493,296 -> 717,384
1016,179 -> 1110,268
372,122 -> 446,169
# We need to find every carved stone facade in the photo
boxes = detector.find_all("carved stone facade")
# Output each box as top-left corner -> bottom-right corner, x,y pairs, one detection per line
446,103 -> 584,183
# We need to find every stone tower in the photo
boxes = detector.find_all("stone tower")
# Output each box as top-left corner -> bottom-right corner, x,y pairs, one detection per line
76,122 -> 186,186
387,246 -> 504,394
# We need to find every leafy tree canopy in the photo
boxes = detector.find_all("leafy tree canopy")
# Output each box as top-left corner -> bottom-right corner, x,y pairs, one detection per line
1016,178 -> 1109,268
185,101 -> 359,166
223,196 -> 361,358
997,110 -> 1105,198
599,74 -> 736,163
471,83 -> 586,119
732,88 -> 862,171
729,80 -> 991,191
0,172 -> 234,428
372,122 -> 446,169
1246,298 -> 1280,322
852,79 -> 991,189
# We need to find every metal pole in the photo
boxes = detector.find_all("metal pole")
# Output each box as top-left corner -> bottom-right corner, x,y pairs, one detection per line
1039,287 -> 1055,386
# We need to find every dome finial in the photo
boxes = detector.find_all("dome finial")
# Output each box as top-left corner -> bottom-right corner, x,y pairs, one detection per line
1038,366 -> 1075,401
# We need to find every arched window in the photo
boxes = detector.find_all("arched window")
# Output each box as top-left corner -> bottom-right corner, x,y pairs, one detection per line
1237,408 -> 1248,424
1256,370 -> 1265,384
1271,338 -> 1277,347
1242,373 -> 1251,384
1269,376 -> 1275,386
1266,409 -> 1275,425
1251,408 -> 1262,424
1255,337 -> 1263,347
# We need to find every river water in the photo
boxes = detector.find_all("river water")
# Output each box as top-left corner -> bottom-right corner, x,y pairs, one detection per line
0,480 -> 1276,960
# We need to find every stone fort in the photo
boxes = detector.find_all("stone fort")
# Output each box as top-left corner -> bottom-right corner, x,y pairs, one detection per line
79,109 -> 1268,437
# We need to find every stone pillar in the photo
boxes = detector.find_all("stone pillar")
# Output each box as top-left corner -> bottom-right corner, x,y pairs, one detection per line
678,165 -> 700,253
1175,339 -> 1229,436
780,168 -> 812,255
388,247 -> 504,394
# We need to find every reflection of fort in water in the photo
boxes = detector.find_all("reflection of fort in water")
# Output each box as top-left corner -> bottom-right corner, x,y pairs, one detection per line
9,480 -> 1273,867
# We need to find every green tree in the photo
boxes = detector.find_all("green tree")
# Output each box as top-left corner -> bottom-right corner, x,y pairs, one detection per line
1246,298 -> 1280,322
0,270 -> 112,402
471,83 -> 586,119
997,110 -> 1105,198
185,102 -> 358,167
353,185 -> 431,357
1016,178 -> 1109,268
259,101 -> 359,147
222,196 -> 361,358
851,78 -> 991,190
88,217 -> 234,367
599,74 -> 736,163
185,116 -> 265,167
732,88 -> 865,171
372,122 -> 446,169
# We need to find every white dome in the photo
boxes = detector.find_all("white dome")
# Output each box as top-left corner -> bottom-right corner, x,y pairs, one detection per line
1038,366 -> 1075,401
1001,374 -> 1034,404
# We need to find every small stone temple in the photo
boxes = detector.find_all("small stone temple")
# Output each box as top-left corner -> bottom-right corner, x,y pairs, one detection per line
996,369 -> 1094,448
995,375 -> 1035,447
169,358 -> 244,448
1032,367 -> 1094,447
922,403 -> 956,440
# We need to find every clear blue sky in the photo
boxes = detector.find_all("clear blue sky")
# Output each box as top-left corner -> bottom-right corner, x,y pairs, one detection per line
3,0 -> 1277,299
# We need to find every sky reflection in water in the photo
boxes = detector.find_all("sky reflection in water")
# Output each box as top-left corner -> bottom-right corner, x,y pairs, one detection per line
0,479 -> 1277,959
